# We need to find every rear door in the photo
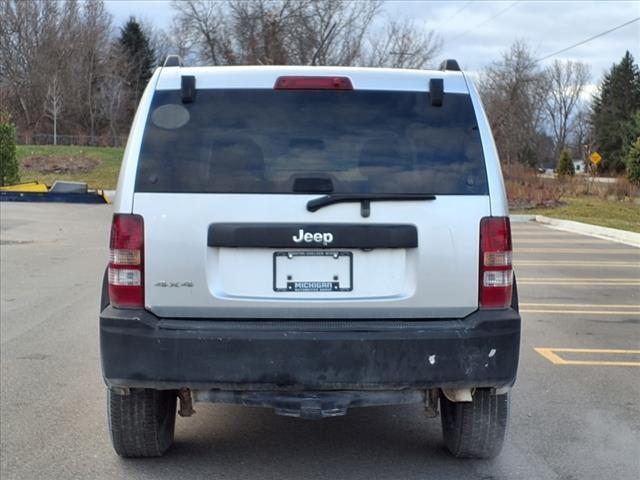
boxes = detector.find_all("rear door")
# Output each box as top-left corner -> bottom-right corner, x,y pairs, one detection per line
133,73 -> 491,319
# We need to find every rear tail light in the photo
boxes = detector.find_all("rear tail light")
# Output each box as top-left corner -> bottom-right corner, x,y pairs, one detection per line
108,214 -> 144,308
479,217 -> 513,309
274,76 -> 353,90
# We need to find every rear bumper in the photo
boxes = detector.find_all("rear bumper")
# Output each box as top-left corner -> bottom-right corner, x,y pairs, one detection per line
100,307 -> 521,391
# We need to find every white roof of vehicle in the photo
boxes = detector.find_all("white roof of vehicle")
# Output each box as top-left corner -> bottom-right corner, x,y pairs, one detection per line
155,65 -> 470,94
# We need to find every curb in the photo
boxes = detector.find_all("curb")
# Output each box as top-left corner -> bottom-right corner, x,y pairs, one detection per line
531,215 -> 640,248
510,215 -> 536,223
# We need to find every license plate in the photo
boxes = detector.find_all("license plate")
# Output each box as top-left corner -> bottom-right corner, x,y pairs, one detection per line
274,251 -> 353,292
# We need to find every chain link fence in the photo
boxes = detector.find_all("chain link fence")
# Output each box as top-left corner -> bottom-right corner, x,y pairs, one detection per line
17,133 -> 127,148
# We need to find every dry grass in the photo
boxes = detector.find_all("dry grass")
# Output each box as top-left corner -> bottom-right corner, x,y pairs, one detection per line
21,155 -> 100,174
506,164 -> 640,232
602,177 -> 639,200
503,164 -> 563,209
504,163 -> 639,209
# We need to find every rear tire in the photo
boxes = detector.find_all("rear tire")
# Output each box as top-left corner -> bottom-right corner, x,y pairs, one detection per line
440,388 -> 510,459
107,388 -> 177,457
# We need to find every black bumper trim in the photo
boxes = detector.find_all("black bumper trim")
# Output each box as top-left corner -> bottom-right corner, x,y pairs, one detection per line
100,307 -> 520,391
207,223 -> 418,248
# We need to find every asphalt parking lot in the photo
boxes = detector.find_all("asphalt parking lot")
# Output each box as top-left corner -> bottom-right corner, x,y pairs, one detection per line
1,203 -> 639,480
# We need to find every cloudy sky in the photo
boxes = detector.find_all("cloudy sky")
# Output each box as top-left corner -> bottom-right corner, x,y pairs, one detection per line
105,0 -> 639,82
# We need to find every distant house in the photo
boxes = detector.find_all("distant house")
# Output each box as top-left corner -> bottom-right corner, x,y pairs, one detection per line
572,159 -> 586,174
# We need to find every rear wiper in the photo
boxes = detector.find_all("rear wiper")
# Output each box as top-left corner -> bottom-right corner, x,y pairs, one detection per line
307,193 -> 436,217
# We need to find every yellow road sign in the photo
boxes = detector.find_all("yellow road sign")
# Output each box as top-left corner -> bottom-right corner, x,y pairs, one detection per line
590,151 -> 602,165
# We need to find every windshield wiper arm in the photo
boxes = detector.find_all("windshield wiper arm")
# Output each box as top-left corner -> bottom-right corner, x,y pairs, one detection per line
307,193 -> 436,217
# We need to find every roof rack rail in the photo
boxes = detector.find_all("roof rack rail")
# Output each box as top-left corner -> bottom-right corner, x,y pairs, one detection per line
163,54 -> 183,68
439,59 -> 460,72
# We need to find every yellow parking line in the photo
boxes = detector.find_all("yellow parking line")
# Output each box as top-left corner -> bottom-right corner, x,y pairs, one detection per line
515,261 -> 638,267
550,360 -> 640,366
521,303 -> 640,314
522,309 -> 639,315
519,277 -> 637,281
520,303 -> 640,308
514,239 -> 609,244
519,281 -> 640,286
513,231 -> 588,235
517,248 -> 637,254
512,228 -> 568,231
534,348 -> 640,366
513,236 -> 576,239
518,277 -> 640,285
550,348 -> 640,354
535,348 -> 569,364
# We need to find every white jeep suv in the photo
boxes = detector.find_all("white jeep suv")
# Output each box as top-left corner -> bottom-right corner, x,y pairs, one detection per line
100,57 -> 520,459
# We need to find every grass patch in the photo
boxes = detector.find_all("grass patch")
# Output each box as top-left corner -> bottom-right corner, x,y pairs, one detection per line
513,196 -> 640,233
16,145 -> 124,189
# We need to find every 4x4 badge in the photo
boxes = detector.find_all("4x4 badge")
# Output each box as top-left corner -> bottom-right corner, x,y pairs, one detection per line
154,281 -> 194,288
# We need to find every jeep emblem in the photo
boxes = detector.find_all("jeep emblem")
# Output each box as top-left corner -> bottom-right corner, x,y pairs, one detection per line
292,229 -> 334,245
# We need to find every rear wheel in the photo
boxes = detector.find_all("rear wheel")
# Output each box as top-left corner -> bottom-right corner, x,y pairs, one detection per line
440,388 -> 510,459
107,388 -> 177,457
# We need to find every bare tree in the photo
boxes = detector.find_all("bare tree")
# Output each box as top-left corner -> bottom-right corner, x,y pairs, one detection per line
98,53 -> 127,145
0,0 -> 62,134
571,104 -> 596,168
480,41 -> 548,166
288,0 -> 382,66
143,20 -> 174,67
0,0 -> 108,139
226,0 -> 296,65
170,0 -> 383,66
44,74 -> 64,144
544,59 -> 590,162
363,18 -> 442,69
170,0 -> 230,64
146,16 -> 204,76
74,0 -> 113,142
155,15 -> 201,65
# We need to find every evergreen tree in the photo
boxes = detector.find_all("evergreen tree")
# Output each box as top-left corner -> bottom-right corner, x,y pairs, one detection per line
556,149 -> 575,177
591,51 -> 640,173
622,111 -> 640,157
0,112 -> 19,186
626,137 -> 640,185
118,18 -> 156,112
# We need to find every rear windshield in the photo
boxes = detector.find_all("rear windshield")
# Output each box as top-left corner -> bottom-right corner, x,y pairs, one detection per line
135,89 -> 488,195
